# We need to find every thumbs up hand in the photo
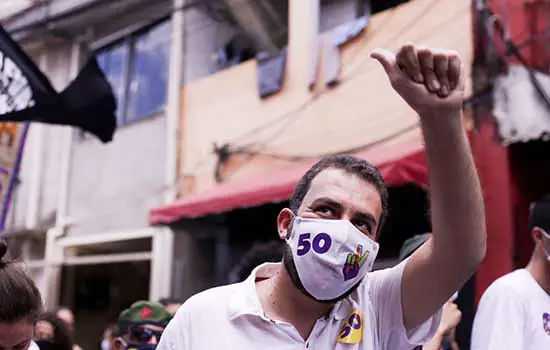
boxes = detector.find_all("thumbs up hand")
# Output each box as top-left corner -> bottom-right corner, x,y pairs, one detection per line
370,43 -> 465,120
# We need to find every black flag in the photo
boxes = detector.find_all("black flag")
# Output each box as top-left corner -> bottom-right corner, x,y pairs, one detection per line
0,25 -> 116,143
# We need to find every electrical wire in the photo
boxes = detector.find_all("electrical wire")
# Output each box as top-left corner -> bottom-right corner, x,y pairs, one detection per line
230,122 -> 419,161
213,2 -> 482,179
231,7 -> 403,152
203,0 -> 441,165
182,0 -> 453,175
224,0 -> 467,157
224,0 -> 434,149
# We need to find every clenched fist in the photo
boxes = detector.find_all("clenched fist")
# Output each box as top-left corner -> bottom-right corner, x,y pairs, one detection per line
371,43 -> 465,119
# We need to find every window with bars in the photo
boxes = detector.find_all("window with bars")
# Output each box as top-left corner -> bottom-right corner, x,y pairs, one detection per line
96,20 -> 172,126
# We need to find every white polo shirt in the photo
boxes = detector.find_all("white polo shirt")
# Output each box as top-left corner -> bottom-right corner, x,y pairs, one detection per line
158,260 -> 441,349
471,269 -> 550,349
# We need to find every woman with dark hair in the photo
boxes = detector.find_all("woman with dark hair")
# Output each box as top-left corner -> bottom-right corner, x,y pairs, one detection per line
0,239 -> 43,350
34,312 -> 74,350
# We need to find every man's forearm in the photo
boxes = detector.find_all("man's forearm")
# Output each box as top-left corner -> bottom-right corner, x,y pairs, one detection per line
421,111 -> 486,271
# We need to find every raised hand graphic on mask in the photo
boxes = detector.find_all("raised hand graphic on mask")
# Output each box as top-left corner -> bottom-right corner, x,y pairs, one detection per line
343,245 -> 369,281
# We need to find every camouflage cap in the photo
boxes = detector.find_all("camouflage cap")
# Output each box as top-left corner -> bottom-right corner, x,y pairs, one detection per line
118,300 -> 172,327
398,233 -> 432,262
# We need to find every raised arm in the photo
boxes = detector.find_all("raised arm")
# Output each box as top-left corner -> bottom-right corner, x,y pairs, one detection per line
371,44 -> 486,330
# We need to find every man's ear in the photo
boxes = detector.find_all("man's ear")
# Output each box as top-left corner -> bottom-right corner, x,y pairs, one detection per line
277,208 -> 294,240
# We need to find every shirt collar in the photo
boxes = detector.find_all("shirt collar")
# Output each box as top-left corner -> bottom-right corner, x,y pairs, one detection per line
228,262 -> 280,320
227,262 -> 356,321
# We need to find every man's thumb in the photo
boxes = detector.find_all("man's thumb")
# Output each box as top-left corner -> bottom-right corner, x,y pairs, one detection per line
370,48 -> 397,77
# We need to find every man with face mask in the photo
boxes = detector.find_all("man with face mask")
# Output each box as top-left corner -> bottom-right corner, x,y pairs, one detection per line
113,301 -> 171,350
471,195 -> 550,349
158,44 -> 486,349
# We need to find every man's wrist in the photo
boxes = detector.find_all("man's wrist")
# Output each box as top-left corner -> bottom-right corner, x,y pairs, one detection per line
419,109 -> 465,142
435,327 -> 449,337
419,109 -> 463,127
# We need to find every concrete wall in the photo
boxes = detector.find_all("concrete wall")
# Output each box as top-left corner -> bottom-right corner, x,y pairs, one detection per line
2,3 -> 238,237
65,7 -> 236,236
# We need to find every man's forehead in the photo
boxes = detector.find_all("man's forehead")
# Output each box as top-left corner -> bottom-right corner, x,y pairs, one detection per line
304,168 -> 380,202
298,168 -> 383,222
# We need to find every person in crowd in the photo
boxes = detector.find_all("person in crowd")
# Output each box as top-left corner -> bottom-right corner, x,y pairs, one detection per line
100,324 -> 118,350
399,234 -> 462,350
157,299 -> 182,318
228,241 -> 285,283
158,43 -> 486,349
112,301 -> 171,350
55,307 -> 82,350
471,195 -> 550,349
0,239 -> 43,350
34,312 -> 73,350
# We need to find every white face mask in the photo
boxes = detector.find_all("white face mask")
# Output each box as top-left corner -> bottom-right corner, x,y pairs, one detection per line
286,217 -> 379,300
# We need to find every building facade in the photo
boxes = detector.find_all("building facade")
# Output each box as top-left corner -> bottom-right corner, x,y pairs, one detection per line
1,0 -> 247,346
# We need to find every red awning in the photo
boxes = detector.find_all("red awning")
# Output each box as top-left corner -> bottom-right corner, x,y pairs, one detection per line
149,132 -> 428,225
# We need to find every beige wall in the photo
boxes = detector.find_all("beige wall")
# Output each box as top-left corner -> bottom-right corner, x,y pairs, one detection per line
177,0 -> 474,197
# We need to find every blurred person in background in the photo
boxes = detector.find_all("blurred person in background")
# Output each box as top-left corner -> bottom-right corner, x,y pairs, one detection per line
100,324 -> 118,350
471,195 -> 550,349
157,299 -> 182,318
112,301 -> 171,350
228,241 -> 285,283
34,312 -> 73,350
55,307 -> 82,350
399,234 -> 461,350
0,239 -> 42,350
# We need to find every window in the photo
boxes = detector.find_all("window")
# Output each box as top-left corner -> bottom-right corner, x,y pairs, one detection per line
320,0 -> 410,33
96,20 -> 172,126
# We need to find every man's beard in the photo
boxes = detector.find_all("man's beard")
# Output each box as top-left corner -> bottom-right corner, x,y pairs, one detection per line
282,244 -> 362,304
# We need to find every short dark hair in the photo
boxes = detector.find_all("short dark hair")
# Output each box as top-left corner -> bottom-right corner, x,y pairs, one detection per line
290,155 -> 389,235
37,312 -> 74,350
529,194 -> 550,232
0,239 -> 43,324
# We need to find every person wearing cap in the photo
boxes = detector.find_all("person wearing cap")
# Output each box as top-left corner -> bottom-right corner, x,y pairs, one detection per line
471,195 -> 550,349
113,301 -> 172,350
400,234 -> 462,350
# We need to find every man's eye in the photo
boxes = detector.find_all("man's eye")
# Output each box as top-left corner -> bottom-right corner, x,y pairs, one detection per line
317,206 -> 334,215
353,219 -> 372,233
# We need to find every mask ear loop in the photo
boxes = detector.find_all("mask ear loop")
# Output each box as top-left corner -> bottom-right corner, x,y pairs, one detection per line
537,227 -> 550,261
285,213 -> 296,240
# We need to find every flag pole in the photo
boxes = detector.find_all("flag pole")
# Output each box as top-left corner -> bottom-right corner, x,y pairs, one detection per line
25,53 -> 47,229
55,40 -> 81,230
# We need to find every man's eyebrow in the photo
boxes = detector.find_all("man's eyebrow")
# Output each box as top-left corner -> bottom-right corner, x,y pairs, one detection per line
310,197 -> 342,208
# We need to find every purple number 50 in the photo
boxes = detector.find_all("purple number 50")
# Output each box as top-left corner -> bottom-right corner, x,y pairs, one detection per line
297,233 -> 332,256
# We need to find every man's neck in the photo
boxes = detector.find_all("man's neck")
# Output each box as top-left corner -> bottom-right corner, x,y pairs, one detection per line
256,265 -> 333,339
526,254 -> 550,295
